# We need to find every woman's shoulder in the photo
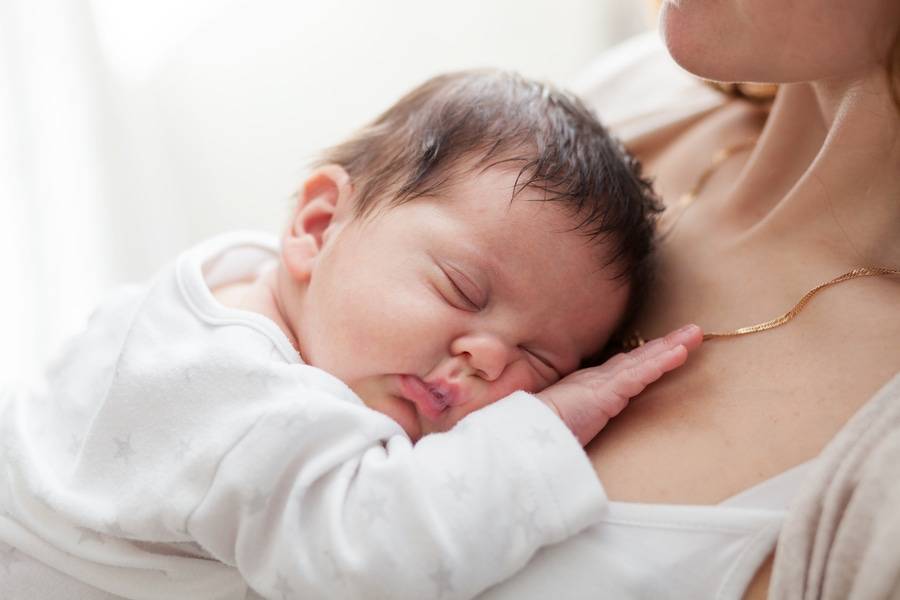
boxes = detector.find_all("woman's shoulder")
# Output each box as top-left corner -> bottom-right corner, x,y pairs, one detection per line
572,30 -> 728,143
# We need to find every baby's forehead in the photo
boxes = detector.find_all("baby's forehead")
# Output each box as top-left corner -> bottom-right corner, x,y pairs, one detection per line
408,171 -> 628,354
433,165 -> 617,263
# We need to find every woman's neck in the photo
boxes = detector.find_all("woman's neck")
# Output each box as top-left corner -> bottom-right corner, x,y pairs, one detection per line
724,70 -> 900,267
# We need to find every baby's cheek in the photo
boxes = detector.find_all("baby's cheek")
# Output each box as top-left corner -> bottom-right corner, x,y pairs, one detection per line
323,292 -> 437,376
507,360 -> 551,394
482,362 -> 546,406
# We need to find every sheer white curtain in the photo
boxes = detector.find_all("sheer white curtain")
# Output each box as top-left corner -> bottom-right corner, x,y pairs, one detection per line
0,0 -> 117,384
0,0 -> 652,386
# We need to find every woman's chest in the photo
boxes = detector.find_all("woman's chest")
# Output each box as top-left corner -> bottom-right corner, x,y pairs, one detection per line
586,200 -> 900,504
585,321 -> 897,504
587,104 -> 900,504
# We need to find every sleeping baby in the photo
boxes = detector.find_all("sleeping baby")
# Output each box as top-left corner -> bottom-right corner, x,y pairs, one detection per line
0,70 -> 702,600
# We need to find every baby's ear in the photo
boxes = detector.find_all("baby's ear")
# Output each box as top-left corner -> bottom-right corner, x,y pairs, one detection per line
282,165 -> 353,282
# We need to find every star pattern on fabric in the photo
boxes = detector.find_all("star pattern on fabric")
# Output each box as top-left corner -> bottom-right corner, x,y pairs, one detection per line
516,505 -> 543,544
527,426 -> 555,447
0,544 -> 21,574
273,572 -> 294,600
511,491 -> 544,545
429,561 -> 455,598
479,505 -> 506,543
444,472 -> 470,501
76,526 -> 106,545
248,488 -> 269,516
113,435 -> 135,463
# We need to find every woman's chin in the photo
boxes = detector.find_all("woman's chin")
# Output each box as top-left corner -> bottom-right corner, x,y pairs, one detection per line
657,2 -> 748,83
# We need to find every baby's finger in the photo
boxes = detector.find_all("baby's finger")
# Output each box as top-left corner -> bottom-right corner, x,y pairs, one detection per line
606,324 -> 701,371
609,345 -> 688,399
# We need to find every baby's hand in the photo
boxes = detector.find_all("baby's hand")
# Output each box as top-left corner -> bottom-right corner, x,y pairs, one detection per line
537,324 -> 703,446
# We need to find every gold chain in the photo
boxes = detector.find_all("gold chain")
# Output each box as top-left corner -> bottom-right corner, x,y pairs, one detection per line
622,138 -> 899,350
702,267 -> 900,341
624,267 -> 900,350
658,137 -> 757,239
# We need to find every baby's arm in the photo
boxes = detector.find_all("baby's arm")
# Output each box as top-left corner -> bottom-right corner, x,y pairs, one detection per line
190,328 -> 701,599
189,384 -> 605,600
188,327 -> 703,599
27,284 -> 697,600
538,324 -> 703,445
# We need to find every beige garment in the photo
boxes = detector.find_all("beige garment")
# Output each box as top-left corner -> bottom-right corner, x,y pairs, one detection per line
770,373 -> 900,599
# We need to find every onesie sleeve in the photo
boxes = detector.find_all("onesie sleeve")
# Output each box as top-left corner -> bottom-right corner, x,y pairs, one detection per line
187,378 -> 606,600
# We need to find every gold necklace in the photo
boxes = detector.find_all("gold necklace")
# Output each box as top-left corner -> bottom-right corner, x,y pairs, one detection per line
658,137 -> 757,239
622,139 -> 900,351
624,267 -> 900,351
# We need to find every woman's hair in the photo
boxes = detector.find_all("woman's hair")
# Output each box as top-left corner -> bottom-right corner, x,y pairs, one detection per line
314,69 -> 662,336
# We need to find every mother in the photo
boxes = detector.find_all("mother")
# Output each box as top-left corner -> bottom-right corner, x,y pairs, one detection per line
483,1 -> 900,598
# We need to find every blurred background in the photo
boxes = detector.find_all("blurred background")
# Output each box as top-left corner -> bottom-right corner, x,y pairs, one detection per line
0,0 -> 653,385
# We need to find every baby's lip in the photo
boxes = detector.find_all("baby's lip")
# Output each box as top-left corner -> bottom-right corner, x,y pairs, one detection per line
398,375 -> 458,420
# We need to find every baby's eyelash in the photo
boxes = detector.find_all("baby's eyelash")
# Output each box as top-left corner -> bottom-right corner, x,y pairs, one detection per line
522,347 -> 560,378
441,268 -> 481,311
447,277 -> 478,310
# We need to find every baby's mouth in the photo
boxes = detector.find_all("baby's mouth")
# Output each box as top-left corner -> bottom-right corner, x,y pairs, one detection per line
398,375 -> 452,420
426,384 -> 450,409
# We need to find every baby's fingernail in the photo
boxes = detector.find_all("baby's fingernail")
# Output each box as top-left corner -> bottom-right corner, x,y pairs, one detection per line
677,324 -> 698,334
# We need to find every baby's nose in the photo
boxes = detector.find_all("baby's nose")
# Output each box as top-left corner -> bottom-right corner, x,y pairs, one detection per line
449,333 -> 513,382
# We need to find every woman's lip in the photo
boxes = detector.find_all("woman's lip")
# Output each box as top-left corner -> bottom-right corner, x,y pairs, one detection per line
398,375 -> 446,421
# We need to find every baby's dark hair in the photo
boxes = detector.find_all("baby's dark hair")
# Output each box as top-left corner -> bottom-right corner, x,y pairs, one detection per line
314,69 -> 662,347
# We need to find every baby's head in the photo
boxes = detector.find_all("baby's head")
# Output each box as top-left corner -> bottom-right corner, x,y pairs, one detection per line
276,70 -> 660,440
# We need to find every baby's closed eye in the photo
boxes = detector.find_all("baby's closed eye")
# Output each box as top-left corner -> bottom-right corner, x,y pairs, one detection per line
519,346 -> 561,383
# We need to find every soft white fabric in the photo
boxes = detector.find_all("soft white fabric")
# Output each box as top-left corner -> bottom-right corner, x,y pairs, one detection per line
0,231 -> 606,600
479,462 -> 814,600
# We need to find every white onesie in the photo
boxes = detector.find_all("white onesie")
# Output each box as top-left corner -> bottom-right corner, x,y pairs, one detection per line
0,231 -> 605,600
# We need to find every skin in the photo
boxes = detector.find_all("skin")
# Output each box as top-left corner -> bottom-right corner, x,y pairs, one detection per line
585,2 -> 900,598
214,163 -> 701,443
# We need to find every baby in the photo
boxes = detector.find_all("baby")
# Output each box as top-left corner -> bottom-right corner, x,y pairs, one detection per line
0,70 -> 701,600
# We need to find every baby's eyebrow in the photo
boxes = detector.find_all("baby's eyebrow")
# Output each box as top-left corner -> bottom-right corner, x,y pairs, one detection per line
462,240 -> 498,276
